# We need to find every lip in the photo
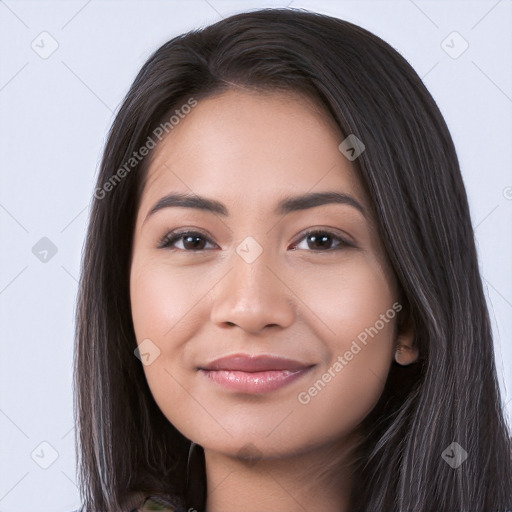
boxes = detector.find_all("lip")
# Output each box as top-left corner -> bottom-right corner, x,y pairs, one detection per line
198,354 -> 315,394
199,354 -> 313,372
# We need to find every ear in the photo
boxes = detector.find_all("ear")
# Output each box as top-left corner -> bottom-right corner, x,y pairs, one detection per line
394,302 -> 419,366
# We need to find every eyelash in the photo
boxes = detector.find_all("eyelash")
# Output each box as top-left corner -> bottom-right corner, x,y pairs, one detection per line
157,229 -> 355,252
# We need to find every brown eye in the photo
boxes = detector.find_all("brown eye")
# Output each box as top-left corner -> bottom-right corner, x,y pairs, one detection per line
158,231 -> 216,251
290,230 -> 354,252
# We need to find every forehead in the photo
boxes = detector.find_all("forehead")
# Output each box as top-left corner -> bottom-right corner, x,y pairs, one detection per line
139,88 -> 368,218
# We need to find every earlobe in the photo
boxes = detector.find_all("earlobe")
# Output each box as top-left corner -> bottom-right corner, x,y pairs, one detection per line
394,343 -> 419,366
394,305 -> 419,366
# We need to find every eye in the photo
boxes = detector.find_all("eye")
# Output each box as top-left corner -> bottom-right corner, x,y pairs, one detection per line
290,229 -> 354,252
158,230 -> 217,251
158,228 -> 355,252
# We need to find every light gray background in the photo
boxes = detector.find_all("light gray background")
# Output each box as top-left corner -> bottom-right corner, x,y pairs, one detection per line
1,0 -> 511,510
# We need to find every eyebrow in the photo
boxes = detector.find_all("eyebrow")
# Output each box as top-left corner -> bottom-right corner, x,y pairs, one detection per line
143,190 -> 366,225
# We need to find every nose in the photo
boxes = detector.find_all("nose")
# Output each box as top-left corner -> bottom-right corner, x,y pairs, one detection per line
209,243 -> 296,334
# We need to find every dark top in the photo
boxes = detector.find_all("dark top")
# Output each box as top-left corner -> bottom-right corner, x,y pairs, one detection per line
71,495 -> 187,512
131,495 -> 187,512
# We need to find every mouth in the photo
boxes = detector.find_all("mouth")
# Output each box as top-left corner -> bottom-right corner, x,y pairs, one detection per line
197,354 -> 315,394
199,367 -> 314,393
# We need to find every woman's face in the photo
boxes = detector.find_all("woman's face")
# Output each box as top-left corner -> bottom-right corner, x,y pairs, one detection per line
130,89 -> 405,459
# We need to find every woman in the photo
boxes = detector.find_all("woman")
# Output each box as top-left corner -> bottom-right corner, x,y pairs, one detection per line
74,7 -> 512,512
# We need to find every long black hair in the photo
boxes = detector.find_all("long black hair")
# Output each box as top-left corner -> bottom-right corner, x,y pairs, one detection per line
74,7 -> 512,511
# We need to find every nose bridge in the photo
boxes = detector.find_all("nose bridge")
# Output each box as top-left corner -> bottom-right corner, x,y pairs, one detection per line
209,233 -> 295,331
234,234 -> 275,296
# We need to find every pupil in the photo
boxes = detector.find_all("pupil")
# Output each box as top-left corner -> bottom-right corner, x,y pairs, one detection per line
309,233 -> 330,249
184,235 -> 204,250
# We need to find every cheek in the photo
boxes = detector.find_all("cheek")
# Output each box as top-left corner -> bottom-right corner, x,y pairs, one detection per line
291,257 -> 397,440
129,258 -> 215,436
130,258 -> 212,342
291,253 -> 397,363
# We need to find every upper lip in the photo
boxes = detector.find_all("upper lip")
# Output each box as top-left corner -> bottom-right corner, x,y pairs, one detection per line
199,354 -> 314,372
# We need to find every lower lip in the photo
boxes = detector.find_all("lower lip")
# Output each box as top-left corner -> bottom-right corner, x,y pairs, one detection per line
199,367 -> 314,394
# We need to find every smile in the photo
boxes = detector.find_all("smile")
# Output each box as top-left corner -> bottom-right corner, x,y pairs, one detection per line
199,367 -> 314,394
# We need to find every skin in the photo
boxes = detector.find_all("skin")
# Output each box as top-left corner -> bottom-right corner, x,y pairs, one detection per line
129,87 -> 416,512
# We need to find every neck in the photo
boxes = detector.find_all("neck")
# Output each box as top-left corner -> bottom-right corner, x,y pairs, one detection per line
202,433 -> 360,512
